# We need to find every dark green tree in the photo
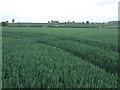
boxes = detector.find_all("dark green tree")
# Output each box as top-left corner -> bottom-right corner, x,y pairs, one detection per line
6,21 -> 9,23
86,21 -> 89,24
12,19 -> 15,23
72,21 -> 75,24
1,21 -> 7,26
82,22 -> 84,24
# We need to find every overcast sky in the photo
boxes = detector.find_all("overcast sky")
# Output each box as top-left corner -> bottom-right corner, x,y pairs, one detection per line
0,0 -> 119,23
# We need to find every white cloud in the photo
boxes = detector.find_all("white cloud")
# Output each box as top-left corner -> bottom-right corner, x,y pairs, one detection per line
96,0 -> 118,6
0,0 -> 118,22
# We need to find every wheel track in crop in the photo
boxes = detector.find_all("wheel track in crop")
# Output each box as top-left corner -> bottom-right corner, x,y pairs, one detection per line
3,31 -> 117,52
37,40 -> 118,77
37,40 -> 120,87
57,37 -> 117,52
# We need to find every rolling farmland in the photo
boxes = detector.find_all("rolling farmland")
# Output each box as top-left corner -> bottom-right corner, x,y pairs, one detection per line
2,27 -> 119,88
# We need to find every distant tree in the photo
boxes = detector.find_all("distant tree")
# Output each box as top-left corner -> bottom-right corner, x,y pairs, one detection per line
56,21 -> 59,23
72,21 -> 75,24
6,21 -> 9,23
86,21 -> 89,24
51,20 -> 53,23
82,22 -> 84,24
1,21 -> 7,26
102,23 -> 105,25
48,21 -> 50,23
12,19 -> 15,23
68,20 -> 70,23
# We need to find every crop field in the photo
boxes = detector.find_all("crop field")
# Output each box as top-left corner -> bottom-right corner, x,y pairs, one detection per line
2,27 -> 119,88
